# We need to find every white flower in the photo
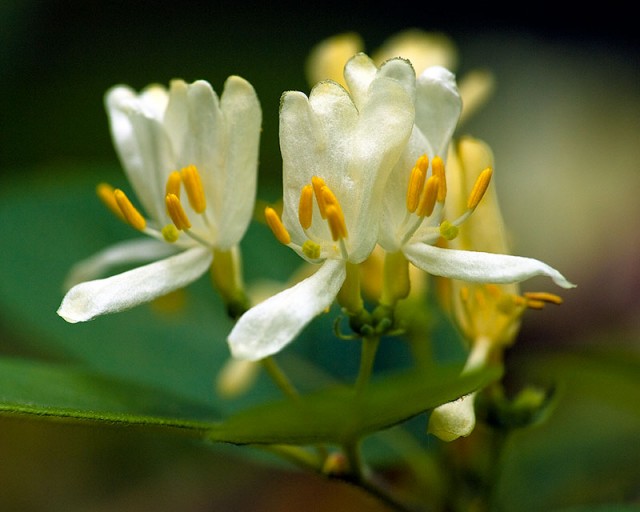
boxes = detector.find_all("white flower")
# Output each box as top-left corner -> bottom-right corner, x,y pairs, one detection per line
228,55 -> 415,361
375,66 -> 575,291
58,77 -> 261,323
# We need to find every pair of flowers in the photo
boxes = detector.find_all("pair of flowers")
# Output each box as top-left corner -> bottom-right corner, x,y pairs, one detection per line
57,53 -> 573,363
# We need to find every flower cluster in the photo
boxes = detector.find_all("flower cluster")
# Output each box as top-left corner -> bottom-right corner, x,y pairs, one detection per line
57,31 -> 574,443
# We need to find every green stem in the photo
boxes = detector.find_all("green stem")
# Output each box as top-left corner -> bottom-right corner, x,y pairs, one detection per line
354,334 -> 381,396
261,356 -> 300,400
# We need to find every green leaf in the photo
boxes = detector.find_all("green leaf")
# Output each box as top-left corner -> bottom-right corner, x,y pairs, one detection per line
208,364 -> 500,445
0,356 -> 217,435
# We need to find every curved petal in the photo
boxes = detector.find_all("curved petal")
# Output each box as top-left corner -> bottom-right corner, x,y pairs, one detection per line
216,76 -> 262,248
414,66 -> 462,159
57,246 -> 212,323
347,67 -> 415,261
228,259 -> 347,361
63,238 -> 178,291
403,243 -> 575,288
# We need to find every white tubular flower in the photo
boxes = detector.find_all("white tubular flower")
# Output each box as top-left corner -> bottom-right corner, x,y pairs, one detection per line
58,77 -> 261,323
377,66 -> 575,291
228,55 -> 415,361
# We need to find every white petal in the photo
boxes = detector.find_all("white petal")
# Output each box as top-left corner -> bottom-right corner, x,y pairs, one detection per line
216,76 -> 262,248
414,66 -> 462,159
428,392 -> 477,442
347,68 -> 415,260
63,238 -> 178,291
58,246 -> 212,323
105,85 -> 174,222
343,53 -> 378,111
403,243 -> 575,288
228,259 -> 347,361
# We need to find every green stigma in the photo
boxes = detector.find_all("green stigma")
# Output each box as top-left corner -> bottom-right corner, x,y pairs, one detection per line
302,240 -> 321,259
439,220 -> 459,241
162,224 -> 180,243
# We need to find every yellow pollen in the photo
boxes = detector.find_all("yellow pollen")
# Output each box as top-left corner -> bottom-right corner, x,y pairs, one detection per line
165,171 -> 182,198
165,193 -> 192,230
162,224 -> 180,243
264,206 -> 291,245
416,175 -> 439,217
325,204 -> 348,241
180,165 -> 206,214
524,291 -> 564,305
311,176 -> 329,218
113,189 -> 146,230
406,161 -> 427,213
298,185 -> 314,230
96,183 -> 125,221
431,156 -> 447,202
467,167 -> 493,210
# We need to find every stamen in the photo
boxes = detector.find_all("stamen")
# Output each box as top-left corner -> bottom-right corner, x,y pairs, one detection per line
298,185 -> 314,230
416,176 -> 439,217
525,299 -> 547,310
431,156 -> 447,202
165,171 -> 181,198
467,167 -> 493,210
326,204 -> 348,241
113,189 -> 146,230
180,165 -> 206,214
406,156 -> 428,213
264,207 -> 291,245
96,183 -> 125,221
165,193 -> 192,230
524,291 -> 564,305
322,186 -> 348,240
311,176 -> 329,218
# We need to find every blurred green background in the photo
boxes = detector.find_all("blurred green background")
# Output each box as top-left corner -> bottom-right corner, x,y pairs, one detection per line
1,1 -> 639,510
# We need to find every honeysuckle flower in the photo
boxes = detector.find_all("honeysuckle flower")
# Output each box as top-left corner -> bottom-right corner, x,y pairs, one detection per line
427,137 -> 568,441
58,77 -> 261,323
227,55 -> 415,361
374,65 -> 574,297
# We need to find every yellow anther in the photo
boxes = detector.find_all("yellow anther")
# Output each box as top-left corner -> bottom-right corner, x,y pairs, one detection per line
431,156 -> 447,202
298,184 -> 314,230
416,175 -> 439,217
264,206 -> 291,245
180,165 -> 206,214
165,193 -> 192,230
302,240 -> 321,259
113,189 -> 146,230
415,154 -> 429,173
311,176 -> 329,218
439,220 -> 458,240
320,185 -> 348,240
406,161 -> 427,213
467,167 -> 493,210
165,171 -> 182,198
96,182 -> 125,221
525,299 -> 547,310
524,291 -> 564,305
161,224 -> 180,243
326,204 -> 348,241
